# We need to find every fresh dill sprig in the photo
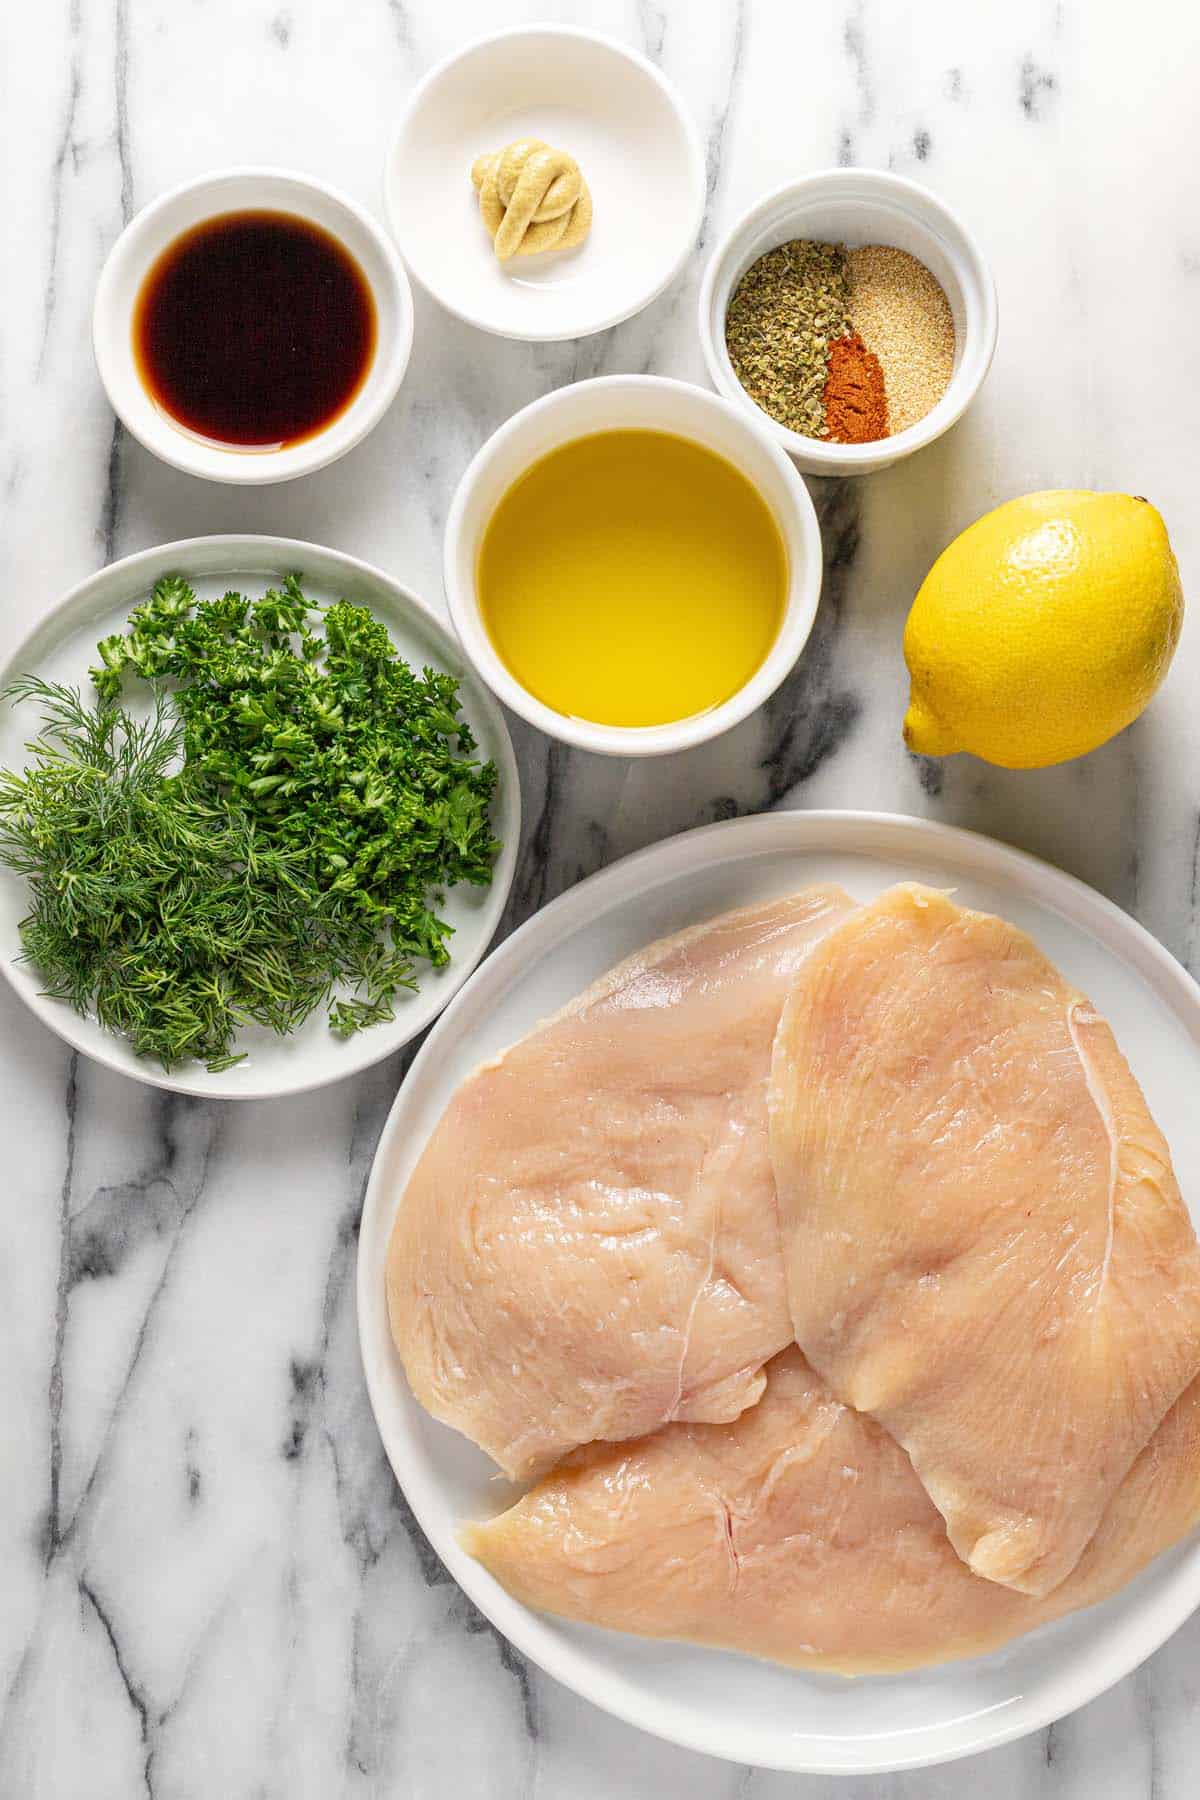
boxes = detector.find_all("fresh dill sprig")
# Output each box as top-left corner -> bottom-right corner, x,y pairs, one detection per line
0,576 -> 499,1072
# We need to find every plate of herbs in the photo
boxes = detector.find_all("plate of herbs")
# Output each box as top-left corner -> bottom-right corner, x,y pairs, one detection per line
0,537 -> 519,1098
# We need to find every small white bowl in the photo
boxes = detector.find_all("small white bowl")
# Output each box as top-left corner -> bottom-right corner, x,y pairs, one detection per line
699,169 -> 998,476
384,26 -> 705,343
93,168 -> 414,485
443,375 -> 823,756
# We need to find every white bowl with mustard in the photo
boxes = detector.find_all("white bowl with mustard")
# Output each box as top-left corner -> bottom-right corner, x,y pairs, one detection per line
384,26 -> 705,342
443,375 -> 823,756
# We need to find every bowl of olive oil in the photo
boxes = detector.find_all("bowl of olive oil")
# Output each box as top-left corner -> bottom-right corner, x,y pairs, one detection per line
444,376 -> 822,755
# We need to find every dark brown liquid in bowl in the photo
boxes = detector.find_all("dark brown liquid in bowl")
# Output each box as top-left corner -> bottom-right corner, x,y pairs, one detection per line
133,210 -> 377,448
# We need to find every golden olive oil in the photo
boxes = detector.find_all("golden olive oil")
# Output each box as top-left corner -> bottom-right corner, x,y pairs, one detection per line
477,429 -> 787,728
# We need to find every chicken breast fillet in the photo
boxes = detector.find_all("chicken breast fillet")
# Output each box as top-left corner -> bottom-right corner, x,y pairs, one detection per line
769,883 -> 1200,1597
463,1347 -> 1200,1674
387,886 -> 857,1478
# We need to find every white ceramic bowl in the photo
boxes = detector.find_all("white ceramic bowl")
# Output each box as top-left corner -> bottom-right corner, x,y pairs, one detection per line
384,26 -> 705,342
699,169 -> 998,475
443,375 -> 823,756
93,168 -> 414,485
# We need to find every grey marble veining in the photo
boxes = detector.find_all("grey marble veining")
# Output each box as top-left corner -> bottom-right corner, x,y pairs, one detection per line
3,0 -> 1200,1794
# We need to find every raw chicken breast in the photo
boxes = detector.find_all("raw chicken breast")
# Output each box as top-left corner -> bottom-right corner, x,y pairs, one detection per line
387,886 -> 857,1478
770,883 -> 1200,1597
463,1347 -> 1200,1674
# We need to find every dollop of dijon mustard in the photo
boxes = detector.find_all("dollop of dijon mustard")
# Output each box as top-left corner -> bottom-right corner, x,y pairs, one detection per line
470,139 -> 592,261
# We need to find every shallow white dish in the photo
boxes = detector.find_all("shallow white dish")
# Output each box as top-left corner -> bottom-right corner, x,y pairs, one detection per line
358,810 -> 1200,1775
443,375 -> 822,756
699,169 -> 998,476
384,26 -> 705,342
93,168 -> 414,485
0,537 -> 518,1099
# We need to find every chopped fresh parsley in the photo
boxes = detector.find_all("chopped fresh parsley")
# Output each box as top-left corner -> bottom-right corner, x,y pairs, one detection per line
0,575 -> 500,1071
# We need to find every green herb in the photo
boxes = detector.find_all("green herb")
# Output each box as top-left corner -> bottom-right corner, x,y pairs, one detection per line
724,239 -> 850,439
0,576 -> 499,1071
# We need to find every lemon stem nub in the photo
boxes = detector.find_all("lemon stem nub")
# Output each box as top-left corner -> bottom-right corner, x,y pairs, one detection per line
903,699 -> 958,758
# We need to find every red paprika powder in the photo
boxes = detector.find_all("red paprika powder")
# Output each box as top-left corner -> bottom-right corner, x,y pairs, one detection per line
823,332 -> 889,444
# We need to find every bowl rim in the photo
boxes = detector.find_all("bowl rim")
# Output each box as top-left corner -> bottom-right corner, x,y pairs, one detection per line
441,373 -> 824,756
382,23 -> 707,344
698,167 -> 999,473
92,165 -> 415,486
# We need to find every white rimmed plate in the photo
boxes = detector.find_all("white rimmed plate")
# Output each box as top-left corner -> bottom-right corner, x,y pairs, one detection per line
0,537 -> 518,1099
358,810 -> 1200,1774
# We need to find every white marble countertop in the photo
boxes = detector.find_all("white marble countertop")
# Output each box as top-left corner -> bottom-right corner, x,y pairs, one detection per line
3,0 -> 1200,1793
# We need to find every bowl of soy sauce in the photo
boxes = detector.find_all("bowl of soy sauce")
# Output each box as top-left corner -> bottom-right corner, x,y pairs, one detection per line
94,168 -> 413,484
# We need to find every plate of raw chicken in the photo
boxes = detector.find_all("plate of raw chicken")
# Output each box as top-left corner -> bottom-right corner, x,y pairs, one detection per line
357,810 -> 1200,1775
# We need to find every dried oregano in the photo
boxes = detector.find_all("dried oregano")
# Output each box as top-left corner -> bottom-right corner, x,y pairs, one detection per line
724,240 -> 850,438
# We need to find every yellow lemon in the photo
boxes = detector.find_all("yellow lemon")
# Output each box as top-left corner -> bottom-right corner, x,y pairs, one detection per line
903,491 -> 1183,769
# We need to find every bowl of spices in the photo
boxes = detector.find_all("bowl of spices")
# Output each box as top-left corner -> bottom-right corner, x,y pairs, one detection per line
443,375 -> 822,755
699,169 -> 997,475
93,168 -> 414,484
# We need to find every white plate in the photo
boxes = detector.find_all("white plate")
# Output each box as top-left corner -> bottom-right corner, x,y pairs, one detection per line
0,537 -> 518,1099
358,810 -> 1200,1775
383,26 -> 705,343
